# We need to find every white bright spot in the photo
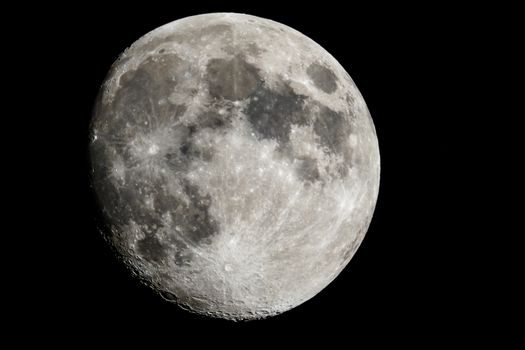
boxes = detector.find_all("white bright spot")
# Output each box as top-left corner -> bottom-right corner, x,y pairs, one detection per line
349,134 -> 358,147
148,144 -> 159,155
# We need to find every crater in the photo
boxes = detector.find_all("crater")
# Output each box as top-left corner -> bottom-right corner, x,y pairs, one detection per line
307,63 -> 338,94
173,248 -> 194,266
206,56 -> 262,101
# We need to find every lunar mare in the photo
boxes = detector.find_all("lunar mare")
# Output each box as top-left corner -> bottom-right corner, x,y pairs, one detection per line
90,13 -> 380,320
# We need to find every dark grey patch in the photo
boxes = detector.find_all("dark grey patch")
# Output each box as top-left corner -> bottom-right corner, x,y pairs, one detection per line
164,149 -> 188,172
246,82 -> 308,145
195,111 -> 227,130
203,98 -> 238,119
187,125 -> 197,135
163,111 -> 227,172
91,141 -> 217,267
97,53 -> 188,167
163,33 -> 186,43
313,105 -> 351,155
109,53 -> 185,139
335,161 -> 349,177
295,156 -> 320,183
307,63 -> 338,94
162,103 -> 187,121
177,179 -> 219,244
114,178 -> 217,259
117,53 -> 182,95
92,177 -> 173,262
136,235 -> 167,263
178,140 -> 213,162
173,246 -> 194,266
117,181 -> 166,227
246,43 -> 264,56
179,143 -> 191,156
136,54 -> 182,89
206,56 -> 261,101
114,68 -> 155,131
163,133 -> 193,170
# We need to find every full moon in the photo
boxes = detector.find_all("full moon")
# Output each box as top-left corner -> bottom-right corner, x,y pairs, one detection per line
90,13 -> 380,320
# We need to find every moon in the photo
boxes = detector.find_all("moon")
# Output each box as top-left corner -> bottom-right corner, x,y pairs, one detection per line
89,13 -> 380,320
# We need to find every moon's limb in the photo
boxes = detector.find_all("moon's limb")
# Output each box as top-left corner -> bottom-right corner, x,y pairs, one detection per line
90,13 -> 380,320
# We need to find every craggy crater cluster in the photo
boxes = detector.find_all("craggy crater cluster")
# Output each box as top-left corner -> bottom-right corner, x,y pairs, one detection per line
90,13 -> 379,320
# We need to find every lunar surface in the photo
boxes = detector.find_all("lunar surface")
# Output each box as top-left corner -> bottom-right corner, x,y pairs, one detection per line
90,13 -> 380,320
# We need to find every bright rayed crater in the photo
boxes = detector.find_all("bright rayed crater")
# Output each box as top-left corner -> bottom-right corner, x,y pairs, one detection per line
90,13 -> 380,320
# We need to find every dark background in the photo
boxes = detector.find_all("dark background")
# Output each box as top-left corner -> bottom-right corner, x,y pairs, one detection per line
17,1 -> 505,343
